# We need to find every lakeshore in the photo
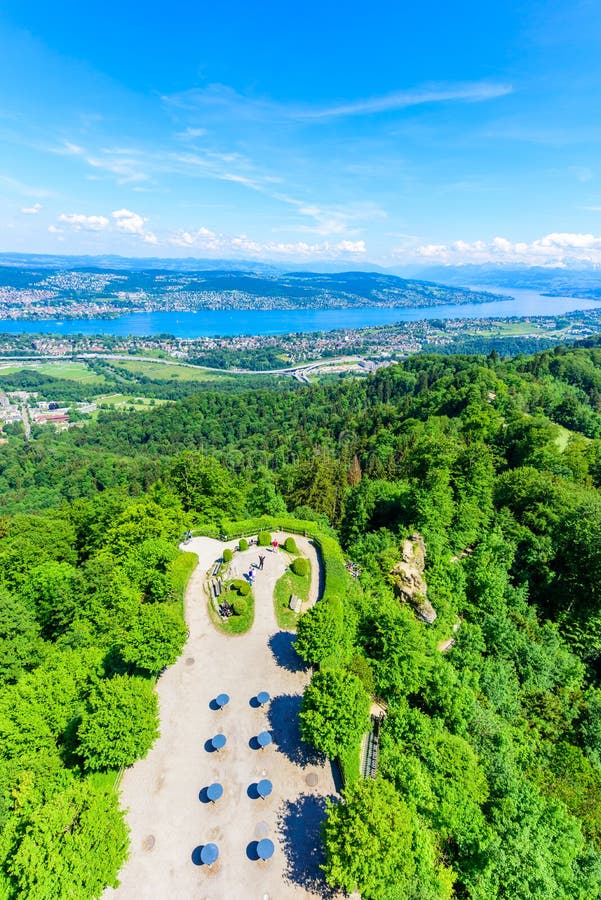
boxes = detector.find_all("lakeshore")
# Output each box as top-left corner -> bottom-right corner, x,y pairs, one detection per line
0,287 -> 600,338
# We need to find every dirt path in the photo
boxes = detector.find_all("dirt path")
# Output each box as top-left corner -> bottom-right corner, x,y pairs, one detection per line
105,536 -> 341,900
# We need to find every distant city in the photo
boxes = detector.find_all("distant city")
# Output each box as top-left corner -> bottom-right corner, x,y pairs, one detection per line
0,263 -> 508,320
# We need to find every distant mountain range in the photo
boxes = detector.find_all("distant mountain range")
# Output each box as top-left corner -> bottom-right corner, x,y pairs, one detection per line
397,263 -> 601,295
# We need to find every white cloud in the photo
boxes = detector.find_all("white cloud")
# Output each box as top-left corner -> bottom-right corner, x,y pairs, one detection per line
48,224 -> 63,234
111,208 -> 145,234
170,226 -> 218,248
169,227 -> 366,259
412,232 -> 601,267
21,203 -> 42,215
111,208 -> 157,244
337,240 -> 366,253
58,213 -> 109,231
54,208 -> 156,244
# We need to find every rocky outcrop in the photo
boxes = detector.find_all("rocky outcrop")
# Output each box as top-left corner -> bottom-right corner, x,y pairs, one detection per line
389,533 -> 437,624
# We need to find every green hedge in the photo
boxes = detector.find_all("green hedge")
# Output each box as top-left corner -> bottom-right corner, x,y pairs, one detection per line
167,551 -> 198,611
194,514 -> 336,540
239,537 -> 248,551
223,547 -> 233,562
194,515 -> 354,668
284,536 -> 298,553
258,530 -> 272,547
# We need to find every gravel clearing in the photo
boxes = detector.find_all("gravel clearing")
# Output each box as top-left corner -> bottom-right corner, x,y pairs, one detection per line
105,535 -> 343,900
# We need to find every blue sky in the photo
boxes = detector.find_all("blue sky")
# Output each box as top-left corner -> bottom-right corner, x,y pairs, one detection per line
1,0 -> 601,267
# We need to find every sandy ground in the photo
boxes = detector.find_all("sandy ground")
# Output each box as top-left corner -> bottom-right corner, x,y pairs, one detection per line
105,535 -> 342,900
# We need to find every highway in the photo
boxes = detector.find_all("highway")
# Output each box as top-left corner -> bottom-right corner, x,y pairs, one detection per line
0,352 -> 372,380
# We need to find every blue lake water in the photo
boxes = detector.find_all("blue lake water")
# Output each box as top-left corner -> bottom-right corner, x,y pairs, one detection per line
0,287 -> 598,338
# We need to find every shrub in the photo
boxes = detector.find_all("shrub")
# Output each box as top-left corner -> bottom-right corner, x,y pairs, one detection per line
258,531 -> 272,547
223,548 -> 233,562
233,596 -> 248,617
230,579 -> 250,596
292,556 -> 310,577
284,536 -> 298,553
239,538 -> 249,551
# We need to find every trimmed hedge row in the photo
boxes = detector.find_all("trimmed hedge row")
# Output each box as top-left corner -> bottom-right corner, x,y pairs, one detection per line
194,515 -> 346,603
193,515 -> 354,668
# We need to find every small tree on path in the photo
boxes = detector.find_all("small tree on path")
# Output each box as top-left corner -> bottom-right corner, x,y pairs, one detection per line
300,669 -> 369,759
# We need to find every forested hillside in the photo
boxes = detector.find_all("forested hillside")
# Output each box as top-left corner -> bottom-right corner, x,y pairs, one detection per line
2,340 -> 601,896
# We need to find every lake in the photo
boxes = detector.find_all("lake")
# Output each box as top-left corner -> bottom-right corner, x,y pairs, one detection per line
0,287 -> 599,338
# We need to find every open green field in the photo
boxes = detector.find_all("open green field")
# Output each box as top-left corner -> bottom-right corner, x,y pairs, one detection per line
112,359 -> 236,382
466,321 -> 564,338
0,360 -> 106,384
36,361 -> 107,383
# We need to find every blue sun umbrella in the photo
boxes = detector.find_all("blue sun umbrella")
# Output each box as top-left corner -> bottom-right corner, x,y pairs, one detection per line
206,782 -> 223,803
211,733 -> 226,751
200,843 -> 219,866
256,691 -> 270,706
257,731 -> 272,748
257,778 -> 273,799
257,838 -> 275,860
215,693 -> 229,709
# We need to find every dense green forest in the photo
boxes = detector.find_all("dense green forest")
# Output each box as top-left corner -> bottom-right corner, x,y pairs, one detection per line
2,339 -> 601,896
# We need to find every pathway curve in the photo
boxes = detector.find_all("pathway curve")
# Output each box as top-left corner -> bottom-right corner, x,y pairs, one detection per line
105,536 -> 341,900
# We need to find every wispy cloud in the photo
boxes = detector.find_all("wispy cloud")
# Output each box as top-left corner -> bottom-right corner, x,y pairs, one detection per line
21,203 -> 42,214
568,165 -> 593,182
50,141 -> 86,156
275,196 -> 386,237
295,82 -> 513,120
175,127 -> 208,140
165,80 -> 513,123
480,122 -> 600,147
0,174 -> 53,198
84,153 -> 150,184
